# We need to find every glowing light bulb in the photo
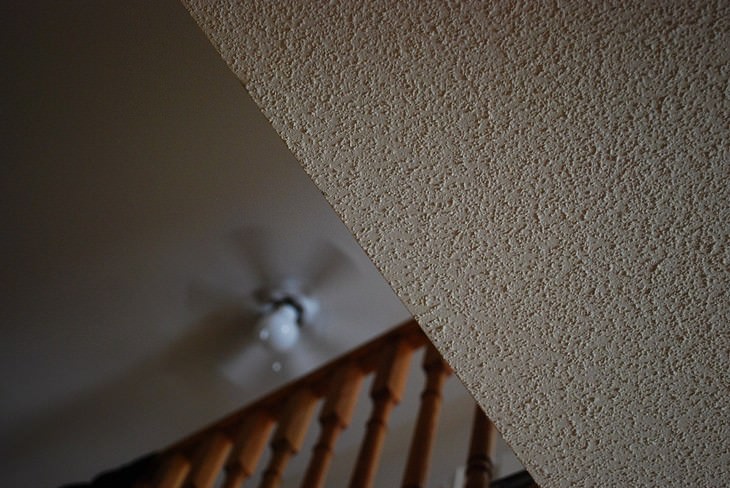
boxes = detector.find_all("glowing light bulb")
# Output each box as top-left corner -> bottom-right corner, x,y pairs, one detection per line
257,304 -> 300,352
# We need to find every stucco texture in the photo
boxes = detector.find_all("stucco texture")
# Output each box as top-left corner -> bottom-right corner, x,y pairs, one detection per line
183,1 -> 729,486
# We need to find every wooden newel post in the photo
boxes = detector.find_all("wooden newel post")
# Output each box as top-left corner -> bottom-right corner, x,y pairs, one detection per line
349,338 -> 414,488
400,345 -> 452,488
259,388 -> 319,488
465,404 -> 497,488
301,363 -> 364,488
222,410 -> 275,488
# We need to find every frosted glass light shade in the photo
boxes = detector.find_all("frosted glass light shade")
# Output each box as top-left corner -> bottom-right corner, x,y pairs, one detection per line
257,304 -> 300,352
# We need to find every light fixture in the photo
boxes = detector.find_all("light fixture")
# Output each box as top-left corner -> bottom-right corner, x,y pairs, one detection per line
256,299 -> 302,352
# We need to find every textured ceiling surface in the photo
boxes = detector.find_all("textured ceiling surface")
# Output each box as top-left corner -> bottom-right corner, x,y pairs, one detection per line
183,1 -> 729,485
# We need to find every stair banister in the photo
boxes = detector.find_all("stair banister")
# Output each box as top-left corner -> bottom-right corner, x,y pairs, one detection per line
103,320 -> 537,488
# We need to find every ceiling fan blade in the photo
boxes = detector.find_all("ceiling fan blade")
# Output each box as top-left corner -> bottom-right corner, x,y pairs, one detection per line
164,312 -> 258,377
302,242 -> 359,295
187,280 -> 258,316
297,325 -> 345,368
279,343 -> 320,377
229,226 -> 286,287
219,337 -> 272,385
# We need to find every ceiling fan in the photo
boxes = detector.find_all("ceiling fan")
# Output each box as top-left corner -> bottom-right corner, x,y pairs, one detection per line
187,225 -> 359,382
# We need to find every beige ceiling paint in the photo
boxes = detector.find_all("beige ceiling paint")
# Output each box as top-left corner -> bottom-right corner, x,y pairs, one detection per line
183,1 -> 729,485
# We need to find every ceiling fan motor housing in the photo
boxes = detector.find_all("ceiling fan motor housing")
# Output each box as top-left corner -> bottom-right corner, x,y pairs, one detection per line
255,285 -> 320,353
259,284 -> 320,326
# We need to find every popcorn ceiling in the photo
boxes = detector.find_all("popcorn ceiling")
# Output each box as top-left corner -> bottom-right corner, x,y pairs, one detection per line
182,1 -> 729,485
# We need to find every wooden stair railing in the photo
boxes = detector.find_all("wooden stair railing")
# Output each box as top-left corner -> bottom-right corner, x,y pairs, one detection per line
401,345 -> 452,488
301,362 -> 363,487
349,337 -> 414,487
465,405 -> 498,488
124,319 -> 536,488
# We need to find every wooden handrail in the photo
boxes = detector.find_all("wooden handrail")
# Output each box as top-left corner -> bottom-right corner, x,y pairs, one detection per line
401,345 -> 452,488
152,453 -> 189,488
222,410 -> 274,488
166,319 -> 426,458
259,388 -> 318,488
110,318 -> 538,488
349,337 -> 414,487
301,362 -> 364,487
187,432 -> 232,488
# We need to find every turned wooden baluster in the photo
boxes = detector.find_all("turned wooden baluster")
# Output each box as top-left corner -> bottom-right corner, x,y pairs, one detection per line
465,405 -> 497,488
259,388 -> 319,488
400,345 -> 452,488
301,363 -> 364,488
184,431 -> 233,488
349,338 -> 414,488
222,410 -> 275,488
153,453 -> 191,488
